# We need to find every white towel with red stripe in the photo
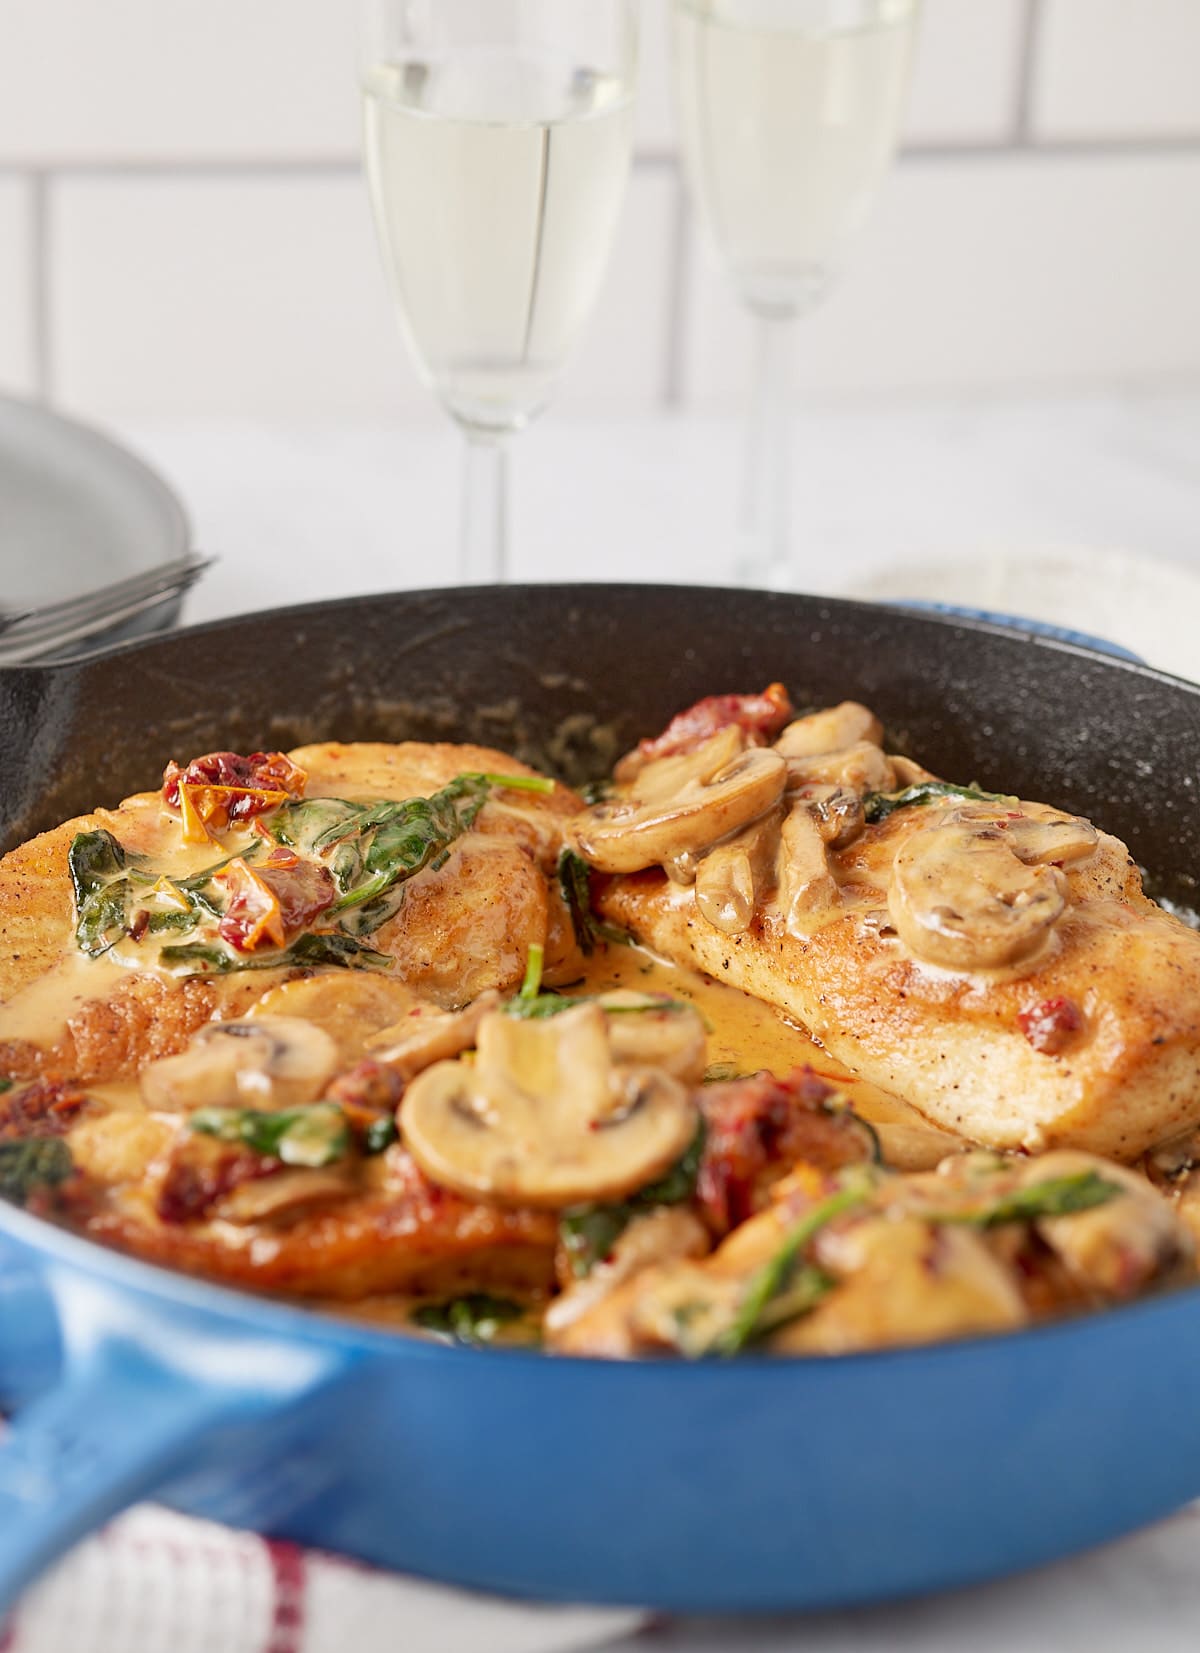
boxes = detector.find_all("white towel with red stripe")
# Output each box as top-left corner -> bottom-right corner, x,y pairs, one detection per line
1,1508 -> 643,1653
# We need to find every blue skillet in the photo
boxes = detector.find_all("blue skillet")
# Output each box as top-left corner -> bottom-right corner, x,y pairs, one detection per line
1,585 -> 1198,1614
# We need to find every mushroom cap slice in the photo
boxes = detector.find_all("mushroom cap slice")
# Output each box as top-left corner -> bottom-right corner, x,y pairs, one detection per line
568,728 -> 787,876
597,991 -> 708,1084
140,1015 -> 339,1112
776,702 -> 883,759
776,803 -> 840,935
784,740 -> 894,796
888,812 -> 1071,971
401,1003 -> 699,1208
248,974 -> 425,1062
695,810 -> 782,936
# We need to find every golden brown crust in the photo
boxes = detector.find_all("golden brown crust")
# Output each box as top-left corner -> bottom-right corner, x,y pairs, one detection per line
598,807 -> 1200,1161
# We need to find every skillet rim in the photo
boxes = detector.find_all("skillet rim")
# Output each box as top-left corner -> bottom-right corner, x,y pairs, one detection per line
4,1184 -> 1200,1376
4,579 -> 1200,1373
7,579 -> 1199,695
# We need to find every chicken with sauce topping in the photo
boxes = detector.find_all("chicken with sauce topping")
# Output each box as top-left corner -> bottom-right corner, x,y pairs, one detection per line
581,689 -> 1200,1163
0,717 -> 1197,1357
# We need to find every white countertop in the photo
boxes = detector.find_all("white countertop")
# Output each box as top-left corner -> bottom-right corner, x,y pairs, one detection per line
114,391 -> 1200,1651
127,388 -> 1200,677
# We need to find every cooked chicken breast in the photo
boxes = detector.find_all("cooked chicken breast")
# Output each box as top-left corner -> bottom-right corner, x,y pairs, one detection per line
581,702 -> 1200,1162
0,740 -> 582,1082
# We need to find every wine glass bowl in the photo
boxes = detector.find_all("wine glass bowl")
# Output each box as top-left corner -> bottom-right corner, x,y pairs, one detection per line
361,0 -> 638,579
672,0 -> 919,577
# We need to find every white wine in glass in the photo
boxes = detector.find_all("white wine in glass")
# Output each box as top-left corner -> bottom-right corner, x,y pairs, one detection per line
362,2 -> 638,584
673,0 -> 919,582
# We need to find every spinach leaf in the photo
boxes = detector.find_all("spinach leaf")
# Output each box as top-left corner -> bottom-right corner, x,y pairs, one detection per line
0,1138 -> 73,1207
0,1078 -> 12,1095
189,1102 -> 349,1168
932,1170 -> 1121,1228
362,1116 -> 399,1155
319,775 -> 497,928
160,932 -> 393,976
713,1173 -> 875,1355
502,992 -> 574,1020
560,1122 -> 707,1278
862,781 -> 1012,824
412,1294 -> 528,1346
69,829 -> 132,955
519,942 -> 545,1000
557,847 -> 630,954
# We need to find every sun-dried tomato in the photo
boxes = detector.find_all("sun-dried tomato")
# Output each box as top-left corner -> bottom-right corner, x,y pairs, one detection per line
0,1078 -> 91,1141
1019,997 -> 1083,1055
325,1059 -> 405,1123
615,684 -> 794,782
162,751 -> 307,838
156,1145 -> 280,1224
215,848 -> 335,953
696,1067 -> 874,1235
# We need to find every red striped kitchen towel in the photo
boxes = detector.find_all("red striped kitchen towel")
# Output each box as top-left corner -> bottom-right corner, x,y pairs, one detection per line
1,1508 -> 642,1653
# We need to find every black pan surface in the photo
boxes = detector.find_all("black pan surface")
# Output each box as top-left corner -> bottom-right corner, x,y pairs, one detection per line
1,585 -> 1197,912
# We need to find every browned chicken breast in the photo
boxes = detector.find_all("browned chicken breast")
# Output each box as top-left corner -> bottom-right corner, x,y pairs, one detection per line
574,692 -> 1200,1162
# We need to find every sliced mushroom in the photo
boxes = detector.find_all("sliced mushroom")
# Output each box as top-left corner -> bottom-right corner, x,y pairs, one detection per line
695,809 -> 782,935
784,740 -> 894,796
401,1003 -> 699,1208
1005,809 -> 1099,866
891,756 -> 934,788
776,803 -> 839,934
775,702 -> 883,758
248,975 -> 425,1063
796,784 -> 864,849
365,991 -> 501,1081
214,1165 -> 358,1226
597,991 -> 708,1083
888,811 -> 1071,971
568,726 -> 787,877
140,1016 -> 339,1112
546,1207 -> 711,1344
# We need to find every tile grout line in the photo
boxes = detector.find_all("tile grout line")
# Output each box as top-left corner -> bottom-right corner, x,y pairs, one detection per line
1,133 -> 1199,188
1011,0 -> 1044,146
29,169 -> 51,404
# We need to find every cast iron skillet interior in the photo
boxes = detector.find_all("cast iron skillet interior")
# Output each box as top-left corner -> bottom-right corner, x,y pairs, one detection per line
3,585 -> 1199,916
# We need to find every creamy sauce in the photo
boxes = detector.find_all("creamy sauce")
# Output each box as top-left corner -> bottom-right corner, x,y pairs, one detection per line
573,941 -> 932,1132
0,951 -> 132,1051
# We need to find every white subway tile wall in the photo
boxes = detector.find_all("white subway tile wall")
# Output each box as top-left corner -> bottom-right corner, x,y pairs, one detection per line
682,155 -> 1200,401
1,0 -> 1198,419
1034,0 -> 1200,140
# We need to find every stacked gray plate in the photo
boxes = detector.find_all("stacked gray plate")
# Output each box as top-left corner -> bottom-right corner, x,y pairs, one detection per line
0,393 -> 191,656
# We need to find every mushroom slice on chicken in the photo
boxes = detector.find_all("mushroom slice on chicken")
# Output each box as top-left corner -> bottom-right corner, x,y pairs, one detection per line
247,974 -> 426,1063
140,1016 -> 339,1113
695,810 -> 783,936
400,1003 -> 700,1208
595,991 -> 708,1085
776,803 -> 839,934
365,991 -> 501,1081
775,702 -> 884,760
567,725 -> 787,879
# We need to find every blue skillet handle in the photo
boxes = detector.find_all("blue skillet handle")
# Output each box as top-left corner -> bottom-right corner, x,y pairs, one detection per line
0,1260 -> 357,1616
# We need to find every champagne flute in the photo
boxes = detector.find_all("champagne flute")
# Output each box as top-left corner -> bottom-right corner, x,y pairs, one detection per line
362,0 -> 638,584
673,0 -> 920,584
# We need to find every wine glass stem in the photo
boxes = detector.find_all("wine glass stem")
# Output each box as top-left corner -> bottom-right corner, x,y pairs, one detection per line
460,433 -> 510,584
742,314 -> 796,586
